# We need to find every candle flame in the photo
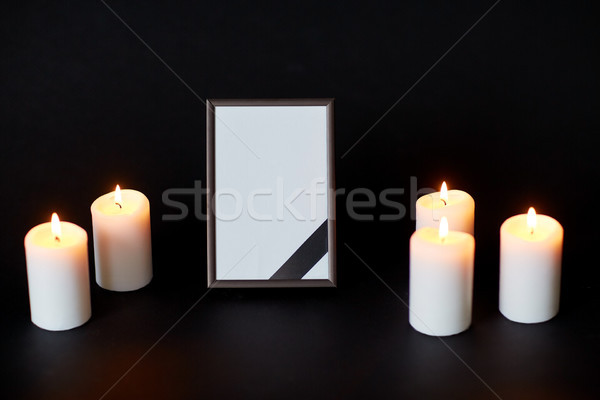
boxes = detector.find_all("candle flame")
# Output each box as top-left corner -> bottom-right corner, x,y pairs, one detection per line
115,185 -> 122,208
439,216 -> 449,242
51,212 -> 61,241
440,181 -> 448,205
527,207 -> 536,234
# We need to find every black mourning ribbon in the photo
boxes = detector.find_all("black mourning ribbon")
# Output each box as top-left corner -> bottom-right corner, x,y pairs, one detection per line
269,220 -> 328,280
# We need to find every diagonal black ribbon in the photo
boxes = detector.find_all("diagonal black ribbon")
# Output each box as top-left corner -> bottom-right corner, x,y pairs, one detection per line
269,220 -> 329,280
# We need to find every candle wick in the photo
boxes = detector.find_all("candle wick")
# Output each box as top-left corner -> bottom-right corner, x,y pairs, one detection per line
530,228 -> 534,235
54,236 -> 60,243
116,202 -> 122,209
441,199 -> 447,206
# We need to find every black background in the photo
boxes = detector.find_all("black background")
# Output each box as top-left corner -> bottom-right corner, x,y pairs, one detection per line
2,1 -> 599,399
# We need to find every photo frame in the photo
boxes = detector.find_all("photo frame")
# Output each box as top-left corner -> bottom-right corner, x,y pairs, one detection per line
207,99 -> 336,288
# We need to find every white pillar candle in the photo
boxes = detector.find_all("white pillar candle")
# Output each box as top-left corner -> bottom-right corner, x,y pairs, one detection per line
416,181 -> 475,235
409,217 -> 475,336
499,207 -> 563,323
91,185 -> 153,291
24,213 -> 92,331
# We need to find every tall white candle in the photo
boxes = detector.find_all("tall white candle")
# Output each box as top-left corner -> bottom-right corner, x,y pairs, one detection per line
24,213 -> 91,331
416,181 -> 475,235
91,185 -> 153,291
409,217 -> 475,336
499,207 -> 563,323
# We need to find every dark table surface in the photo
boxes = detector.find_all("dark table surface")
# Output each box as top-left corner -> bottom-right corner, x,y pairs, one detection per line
2,1 -> 599,399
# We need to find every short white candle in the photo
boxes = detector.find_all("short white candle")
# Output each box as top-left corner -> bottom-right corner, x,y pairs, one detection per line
416,181 -> 475,235
409,217 -> 475,336
91,185 -> 153,291
24,213 -> 92,331
499,207 -> 564,323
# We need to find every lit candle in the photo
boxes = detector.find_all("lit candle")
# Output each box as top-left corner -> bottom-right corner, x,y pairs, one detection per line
415,181 -> 475,235
24,213 -> 92,331
91,185 -> 153,291
499,207 -> 563,323
409,217 -> 475,336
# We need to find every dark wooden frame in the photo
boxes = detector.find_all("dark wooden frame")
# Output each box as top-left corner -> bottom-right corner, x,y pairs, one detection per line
206,99 -> 336,288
